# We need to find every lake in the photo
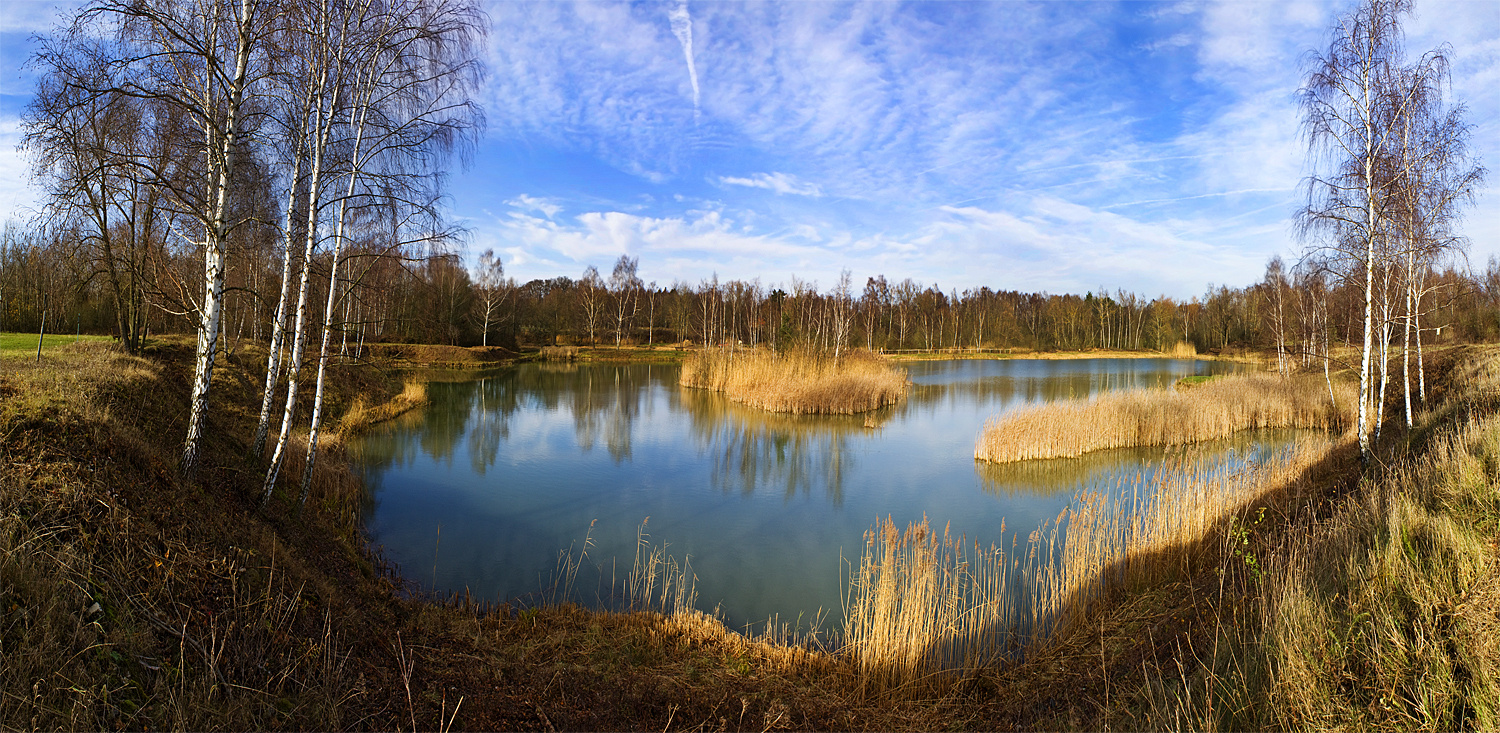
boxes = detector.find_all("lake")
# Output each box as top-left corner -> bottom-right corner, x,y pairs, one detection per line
351,357 -> 1278,631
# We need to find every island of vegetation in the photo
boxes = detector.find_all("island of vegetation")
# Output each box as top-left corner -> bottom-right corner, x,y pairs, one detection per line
975,373 -> 1354,463
679,346 -> 909,415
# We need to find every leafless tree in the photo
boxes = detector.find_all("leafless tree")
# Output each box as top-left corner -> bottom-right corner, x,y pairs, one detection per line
1298,0 -> 1428,459
473,248 -> 509,347
608,254 -> 640,348
579,265 -> 603,344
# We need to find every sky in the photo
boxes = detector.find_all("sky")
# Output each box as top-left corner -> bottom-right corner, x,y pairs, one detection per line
1,0 -> 1497,300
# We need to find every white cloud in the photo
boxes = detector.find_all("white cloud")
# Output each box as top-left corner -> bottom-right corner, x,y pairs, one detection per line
505,194 -> 562,219
717,172 -> 823,197
0,118 -> 40,220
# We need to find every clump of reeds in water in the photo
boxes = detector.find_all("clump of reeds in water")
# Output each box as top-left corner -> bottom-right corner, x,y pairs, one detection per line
842,436 -> 1334,697
975,373 -> 1354,463
337,379 -> 427,434
547,519 -> 698,617
679,346 -> 908,415
1170,341 -> 1198,358
539,345 -> 579,361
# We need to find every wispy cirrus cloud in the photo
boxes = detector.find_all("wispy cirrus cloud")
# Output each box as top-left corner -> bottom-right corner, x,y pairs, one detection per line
667,0 -> 699,122
717,172 -> 822,197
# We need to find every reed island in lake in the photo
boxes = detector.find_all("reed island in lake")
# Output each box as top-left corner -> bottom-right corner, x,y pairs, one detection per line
679,346 -> 909,415
975,373 -> 1355,463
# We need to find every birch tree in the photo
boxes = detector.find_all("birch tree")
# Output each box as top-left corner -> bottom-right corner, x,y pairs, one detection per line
608,254 -> 640,348
295,0 -> 484,507
1298,0 -> 1410,461
473,248 -> 508,347
579,265 -> 603,344
73,0 -> 271,479
260,0 -> 357,503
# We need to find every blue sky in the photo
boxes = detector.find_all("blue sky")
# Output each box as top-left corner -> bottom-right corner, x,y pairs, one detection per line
2,0 -> 1497,298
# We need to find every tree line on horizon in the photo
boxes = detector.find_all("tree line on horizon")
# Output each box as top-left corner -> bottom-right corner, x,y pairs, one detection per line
5,220 -> 1497,360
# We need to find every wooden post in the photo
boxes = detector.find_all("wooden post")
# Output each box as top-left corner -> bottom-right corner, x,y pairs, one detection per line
36,311 -> 46,364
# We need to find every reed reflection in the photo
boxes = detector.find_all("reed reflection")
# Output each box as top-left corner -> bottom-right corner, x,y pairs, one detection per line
975,429 -> 1309,497
904,366 -> 1202,410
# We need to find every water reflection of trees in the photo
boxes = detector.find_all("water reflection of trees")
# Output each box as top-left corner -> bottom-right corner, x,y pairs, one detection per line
907,370 -> 1190,409
679,388 -> 873,504
354,364 -> 676,473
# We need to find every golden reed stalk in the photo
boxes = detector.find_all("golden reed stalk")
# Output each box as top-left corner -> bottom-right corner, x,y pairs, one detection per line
680,347 -> 908,415
975,373 -> 1354,463
843,437 -> 1335,697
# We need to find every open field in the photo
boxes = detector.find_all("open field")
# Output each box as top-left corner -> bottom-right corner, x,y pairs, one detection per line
976,372 -> 1356,463
0,331 -> 114,356
680,347 -> 909,415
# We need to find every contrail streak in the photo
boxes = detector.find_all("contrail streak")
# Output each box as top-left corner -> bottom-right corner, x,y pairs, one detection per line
668,0 -> 699,122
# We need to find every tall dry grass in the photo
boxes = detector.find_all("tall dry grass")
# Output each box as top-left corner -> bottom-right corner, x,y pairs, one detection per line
975,373 -> 1353,463
1170,341 -> 1198,359
680,347 -> 908,415
1144,348 -> 1500,731
843,435 -> 1335,698
337,379 -> 427,435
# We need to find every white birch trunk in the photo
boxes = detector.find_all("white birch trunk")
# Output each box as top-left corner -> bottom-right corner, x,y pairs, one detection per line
254,113 -> 310,457
182,0 -> 254,480
300,40 -> 381,507
261,52 -> 337,506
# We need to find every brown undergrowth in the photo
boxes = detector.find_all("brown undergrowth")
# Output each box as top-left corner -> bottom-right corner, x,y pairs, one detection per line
680,347 -> 908,415
976,372 -> 1354,463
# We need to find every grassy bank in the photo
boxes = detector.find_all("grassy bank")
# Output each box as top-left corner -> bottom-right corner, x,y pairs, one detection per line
882,341 -> 1242,363
975,372 -> 1354,463
680,347 -> 908,415
1130,346 -> 1500,730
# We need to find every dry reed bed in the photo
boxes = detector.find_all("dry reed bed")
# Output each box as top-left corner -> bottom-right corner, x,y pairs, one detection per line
337,379 -> 427,433
680,347 -> 908,415
842,435 -> 1336,697
975,373 -> 1354,463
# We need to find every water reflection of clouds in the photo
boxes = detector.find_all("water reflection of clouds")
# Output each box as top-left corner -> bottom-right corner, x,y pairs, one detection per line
349,358 -> 1280,630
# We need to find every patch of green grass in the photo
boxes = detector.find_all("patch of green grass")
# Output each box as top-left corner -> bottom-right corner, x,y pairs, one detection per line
1174,374 -> 1219,387
0,331 -> 113,355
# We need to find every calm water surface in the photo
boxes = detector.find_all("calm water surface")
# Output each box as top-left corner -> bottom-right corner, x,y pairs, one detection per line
352,358 -> 1272,629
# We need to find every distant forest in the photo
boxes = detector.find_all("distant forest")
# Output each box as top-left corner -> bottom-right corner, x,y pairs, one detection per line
3,222 -> 1497,359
